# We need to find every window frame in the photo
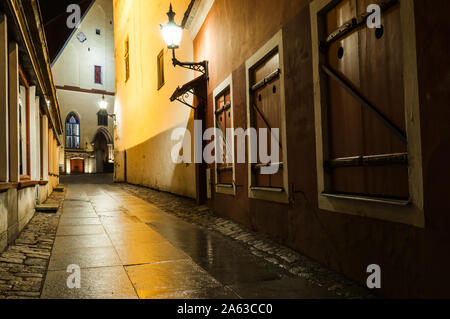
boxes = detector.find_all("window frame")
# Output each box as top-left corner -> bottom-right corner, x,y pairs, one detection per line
65,112 -> 81,150
310,0 -> 424,227
97,111 -> 108,127
245,30 -> 290,204
157,49 -> 165,90
213,74 -> 236,196
94,65 -> 103,85
124,36 -> 130,83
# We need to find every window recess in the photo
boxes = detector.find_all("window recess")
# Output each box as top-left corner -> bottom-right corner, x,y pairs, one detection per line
310,0 -> 424,226
215,89 -> 234,186
249,50 -> 284,190
319,0 -> 409,201
213,74 -> 236,196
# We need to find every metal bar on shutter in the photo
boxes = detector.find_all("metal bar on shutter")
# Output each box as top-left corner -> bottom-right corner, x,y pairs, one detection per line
250,69 -> 281,92
215,118 -> 233,164
320,0 -> 399,52
251,103 -> 282,149
252,162 -> 284,172
215,102 -> 231,115
324,153 -> 408,170
321,64 -> 407,144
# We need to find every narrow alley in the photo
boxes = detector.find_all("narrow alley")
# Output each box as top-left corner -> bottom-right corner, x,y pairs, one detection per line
1,0 -> 449,304
34,174 -> 365,299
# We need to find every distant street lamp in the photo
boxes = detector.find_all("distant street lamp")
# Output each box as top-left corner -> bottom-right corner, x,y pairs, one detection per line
98,95 -> 116,121
160,4 -> 209,110
99,95 -> 108,110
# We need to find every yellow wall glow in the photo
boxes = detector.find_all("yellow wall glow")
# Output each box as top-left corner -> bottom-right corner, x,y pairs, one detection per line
113,0 -> 196,198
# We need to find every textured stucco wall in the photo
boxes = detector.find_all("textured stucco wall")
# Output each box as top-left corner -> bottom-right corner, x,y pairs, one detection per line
17,187 -> 36,232
194,0 -> 450,298
0,186 -> 38,253
0,192 -> 7,252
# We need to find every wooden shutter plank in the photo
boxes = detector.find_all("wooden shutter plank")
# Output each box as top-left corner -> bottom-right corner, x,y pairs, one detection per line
326,0 -> 366,194
357,0 -> 409,198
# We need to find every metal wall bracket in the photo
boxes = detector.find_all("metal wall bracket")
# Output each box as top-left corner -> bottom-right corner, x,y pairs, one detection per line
172,49 -> 209,79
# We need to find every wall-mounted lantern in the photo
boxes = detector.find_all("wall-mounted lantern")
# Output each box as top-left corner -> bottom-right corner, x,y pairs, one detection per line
160,4 -> 209,110
98,95 -> 116,121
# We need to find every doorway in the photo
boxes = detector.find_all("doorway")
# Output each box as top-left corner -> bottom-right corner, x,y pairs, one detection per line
70,158 -> 84,174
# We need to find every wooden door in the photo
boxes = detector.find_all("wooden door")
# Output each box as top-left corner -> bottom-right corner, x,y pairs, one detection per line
71,159 -> 84,174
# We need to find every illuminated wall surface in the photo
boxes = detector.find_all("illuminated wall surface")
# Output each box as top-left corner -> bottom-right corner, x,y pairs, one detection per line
113,0 -> 196,198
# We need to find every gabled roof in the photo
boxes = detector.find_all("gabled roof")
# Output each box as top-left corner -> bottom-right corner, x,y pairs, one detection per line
39,0 -> 94,63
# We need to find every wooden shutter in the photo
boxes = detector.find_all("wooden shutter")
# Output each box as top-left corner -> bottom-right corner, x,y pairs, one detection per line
250,51 -> 284,189
324,0 -> 408,199
216,90 -> 233,185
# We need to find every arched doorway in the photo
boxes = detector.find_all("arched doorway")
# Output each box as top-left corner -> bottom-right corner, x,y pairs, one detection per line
92,128 -> 114,173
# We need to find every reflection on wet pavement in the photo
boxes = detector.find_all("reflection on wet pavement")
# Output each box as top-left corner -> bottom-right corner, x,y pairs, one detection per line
41,182 -> 337,299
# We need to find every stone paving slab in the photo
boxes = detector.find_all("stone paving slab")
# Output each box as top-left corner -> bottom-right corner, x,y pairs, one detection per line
41,266 -> 137,299
32,177 -> 372,299
115,183 -> 373,299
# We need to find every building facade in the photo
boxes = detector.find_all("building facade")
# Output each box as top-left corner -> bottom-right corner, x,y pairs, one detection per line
51,0 -> 115,175
113,0 -> 450,298
0,0 -> 63,251
113,0 -> 196,198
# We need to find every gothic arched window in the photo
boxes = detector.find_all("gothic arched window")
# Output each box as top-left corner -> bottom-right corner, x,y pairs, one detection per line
65,112 -> 80,149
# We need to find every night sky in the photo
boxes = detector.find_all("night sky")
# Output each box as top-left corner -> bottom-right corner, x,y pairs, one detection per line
39,0 -> 93,62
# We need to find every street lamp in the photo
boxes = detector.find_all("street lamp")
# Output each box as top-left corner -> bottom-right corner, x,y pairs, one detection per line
160,4 -> 183,50
99,95 -> 108,110
160,4 -> 208,79
98,95 -> 116,121
160,4 -> 209,110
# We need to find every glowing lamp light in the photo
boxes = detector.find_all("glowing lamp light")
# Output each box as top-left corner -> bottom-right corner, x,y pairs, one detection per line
99,95 -> 108,110
160,4 -> 182,49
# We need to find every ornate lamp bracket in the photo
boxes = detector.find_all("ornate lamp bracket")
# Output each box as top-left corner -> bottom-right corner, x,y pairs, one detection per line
171,49 -> 209,80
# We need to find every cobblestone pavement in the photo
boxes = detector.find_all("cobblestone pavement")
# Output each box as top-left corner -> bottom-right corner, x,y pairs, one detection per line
0,191 -> 64,299
115,183 -> 373,299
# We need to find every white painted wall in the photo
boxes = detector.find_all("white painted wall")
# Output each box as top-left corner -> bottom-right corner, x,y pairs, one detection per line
51,0 -> 115,172
52,0 -> 115,92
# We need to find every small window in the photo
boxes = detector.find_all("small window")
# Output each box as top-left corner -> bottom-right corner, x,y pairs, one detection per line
124,36 -> 130,83
213,75 -> 235,195
310,0 -> 425,226
245,30 -> 289,204
97,111 -> 108,127
96,29 -> 101,35
94,65 -> 102,84
215,89 -> 233,185
321,0 -> 408,199
249,50 -> 284,190
157,50 -> 165,90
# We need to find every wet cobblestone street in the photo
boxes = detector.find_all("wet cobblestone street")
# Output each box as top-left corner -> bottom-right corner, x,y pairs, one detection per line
0,192 -> 64,299
2,175 -> 371,299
